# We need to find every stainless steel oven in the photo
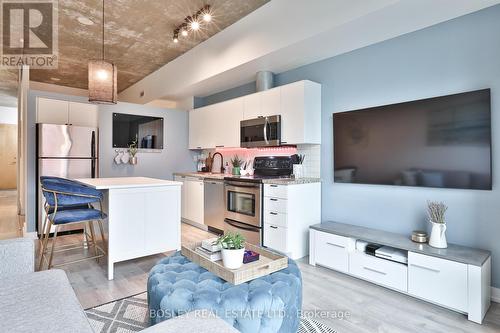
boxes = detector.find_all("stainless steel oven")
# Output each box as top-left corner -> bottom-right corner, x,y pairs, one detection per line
224,180 -> 262,245
240,115 -> 281,148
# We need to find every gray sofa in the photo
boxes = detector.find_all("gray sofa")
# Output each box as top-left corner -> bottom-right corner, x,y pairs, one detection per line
0,238 -> 238,333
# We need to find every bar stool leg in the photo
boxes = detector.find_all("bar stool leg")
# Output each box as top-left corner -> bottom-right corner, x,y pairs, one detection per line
88,221 -> 99,262
38,218 -> 52,271
47,225 -> 59,269
97,219 -> 107,254
38,214 -> 48,258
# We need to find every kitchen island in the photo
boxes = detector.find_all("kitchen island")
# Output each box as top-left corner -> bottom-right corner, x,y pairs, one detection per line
76,177 -> 182,280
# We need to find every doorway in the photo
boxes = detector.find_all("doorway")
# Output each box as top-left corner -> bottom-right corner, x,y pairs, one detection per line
0,106 -> 21,240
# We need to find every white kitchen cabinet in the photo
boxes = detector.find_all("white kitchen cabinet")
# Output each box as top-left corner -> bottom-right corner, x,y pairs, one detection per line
263,182 -> 321,259
184,177 -> 204,226
242,87 -> 280,120
37,97 -> 99,127
188,80 -> 320,149
68,102 -> 98,127
263,223 -> 287,254
242,92 -> 262,120
37,98 -> 69,125
214,98 -> 243,148
174,175 -> 188,219
189,106 -> 210,149
189,98 -> 243,149
280,80 -> 321,145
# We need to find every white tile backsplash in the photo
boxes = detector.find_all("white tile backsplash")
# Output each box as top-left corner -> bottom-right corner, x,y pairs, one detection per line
297,144 -> 321,178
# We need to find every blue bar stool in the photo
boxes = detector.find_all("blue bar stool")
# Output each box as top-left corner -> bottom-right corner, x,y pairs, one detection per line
38,176 -> 107,270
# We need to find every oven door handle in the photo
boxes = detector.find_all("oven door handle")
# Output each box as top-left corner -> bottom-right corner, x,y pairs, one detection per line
224,219 -> 260,231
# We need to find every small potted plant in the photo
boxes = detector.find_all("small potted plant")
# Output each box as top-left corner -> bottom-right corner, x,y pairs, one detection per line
216,232 -> 245,269
427,201 -> 448,248
128,134 -> 139,165
231,155 -> 243,176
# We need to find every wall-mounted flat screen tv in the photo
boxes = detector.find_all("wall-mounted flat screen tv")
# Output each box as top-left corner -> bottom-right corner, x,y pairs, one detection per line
113,113 -> 164,149
333,89 -> 491,190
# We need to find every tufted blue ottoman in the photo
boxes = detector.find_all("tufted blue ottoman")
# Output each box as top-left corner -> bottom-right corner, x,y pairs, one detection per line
147,251 -> 302,333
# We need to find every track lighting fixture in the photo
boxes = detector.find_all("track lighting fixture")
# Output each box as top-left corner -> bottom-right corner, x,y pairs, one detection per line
172,5 -> 212,44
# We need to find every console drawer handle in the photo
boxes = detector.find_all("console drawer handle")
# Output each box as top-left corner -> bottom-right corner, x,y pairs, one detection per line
269,212 -> 278,215
269,226 -> 278,229
326,242 -> 344,249
410,264 -> 440,273
363,266 -> 387,275
270,198 -> 278,201
270,185 -> 278,188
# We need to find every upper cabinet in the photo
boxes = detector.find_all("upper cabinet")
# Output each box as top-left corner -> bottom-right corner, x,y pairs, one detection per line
37,97 -> 99,127
189,98 -> 243,149
188,80 -> 321,149
242,87 -> 280,120
280,80 -> 321,145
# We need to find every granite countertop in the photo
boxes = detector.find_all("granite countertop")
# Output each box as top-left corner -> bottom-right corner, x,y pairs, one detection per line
174,172 -> 226,180
174,172 -> 321,185
311,221 -> 491,267
262,177 -> 321,185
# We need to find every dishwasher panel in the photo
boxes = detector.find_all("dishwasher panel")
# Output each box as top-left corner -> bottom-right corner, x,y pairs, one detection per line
204,179 -> 225,234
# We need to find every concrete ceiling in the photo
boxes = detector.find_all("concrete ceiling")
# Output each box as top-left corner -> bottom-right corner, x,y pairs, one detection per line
27,0 -> 269,92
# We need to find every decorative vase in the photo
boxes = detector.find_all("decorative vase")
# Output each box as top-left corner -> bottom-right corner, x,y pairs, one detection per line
293,164 -> 304,178
129,156 -> 137,165
429,221 -> 447,248
232,167 -> 240,176
221,248 -> 245,269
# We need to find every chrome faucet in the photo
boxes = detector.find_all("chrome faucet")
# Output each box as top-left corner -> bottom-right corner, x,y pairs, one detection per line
211,152 -> 224,173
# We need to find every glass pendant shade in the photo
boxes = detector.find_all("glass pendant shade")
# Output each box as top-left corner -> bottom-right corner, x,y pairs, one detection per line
88,60 -> 117,104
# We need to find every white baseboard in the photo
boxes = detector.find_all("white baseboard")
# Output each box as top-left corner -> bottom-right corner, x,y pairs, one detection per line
491,287 -> 500,303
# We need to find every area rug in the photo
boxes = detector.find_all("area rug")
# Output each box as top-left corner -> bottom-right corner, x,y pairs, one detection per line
85,292 -> 337,333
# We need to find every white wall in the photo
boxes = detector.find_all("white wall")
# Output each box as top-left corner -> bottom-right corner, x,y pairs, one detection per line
0,106 -> 17,124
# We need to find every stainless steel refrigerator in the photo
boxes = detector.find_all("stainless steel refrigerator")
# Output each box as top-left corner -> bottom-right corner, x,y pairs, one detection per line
36,124 -> 98,235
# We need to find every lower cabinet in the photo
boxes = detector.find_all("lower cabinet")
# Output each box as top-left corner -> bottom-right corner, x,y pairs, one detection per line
262,182 -> 321,259
309,228 -> 491,324
350,251 -> 407,292
263,223 -> 287,254
314,232 -> 349,273
174,176 -> 204,226
408,252 -> 468,312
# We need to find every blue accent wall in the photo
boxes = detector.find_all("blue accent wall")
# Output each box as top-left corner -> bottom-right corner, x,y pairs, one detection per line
200,5 -> 500,287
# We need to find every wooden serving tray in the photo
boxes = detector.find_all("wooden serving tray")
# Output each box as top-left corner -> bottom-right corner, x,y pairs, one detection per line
181,242 -> 288,285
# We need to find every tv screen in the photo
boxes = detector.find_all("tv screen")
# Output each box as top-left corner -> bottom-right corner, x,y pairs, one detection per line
112,113 -> 164,149
333,89 -> 491,190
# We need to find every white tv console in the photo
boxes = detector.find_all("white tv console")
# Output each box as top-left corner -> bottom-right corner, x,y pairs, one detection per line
309,221 -> 491,324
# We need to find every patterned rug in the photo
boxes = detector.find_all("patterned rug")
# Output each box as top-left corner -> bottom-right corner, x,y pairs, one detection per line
85,292 -> 337,333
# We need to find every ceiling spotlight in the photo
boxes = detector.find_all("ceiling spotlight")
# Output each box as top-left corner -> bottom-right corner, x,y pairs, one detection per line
181,25 -> 188,36
202,12 -> 212,22
190,20 -> 200,31
173,35 -> 178,43
50,77 -> 61,81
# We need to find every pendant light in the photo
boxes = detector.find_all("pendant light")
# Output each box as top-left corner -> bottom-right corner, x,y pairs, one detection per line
88,0 -> 117,104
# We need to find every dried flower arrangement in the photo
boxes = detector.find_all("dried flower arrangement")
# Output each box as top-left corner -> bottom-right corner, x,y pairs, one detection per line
427,201 -> 448,224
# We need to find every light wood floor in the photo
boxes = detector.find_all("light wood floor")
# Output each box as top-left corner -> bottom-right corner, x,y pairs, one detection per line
0,190 -> 22,240
37,223 -> 500,332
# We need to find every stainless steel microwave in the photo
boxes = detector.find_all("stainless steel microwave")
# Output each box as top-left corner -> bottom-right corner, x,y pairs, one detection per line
240,115 -> 281,148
